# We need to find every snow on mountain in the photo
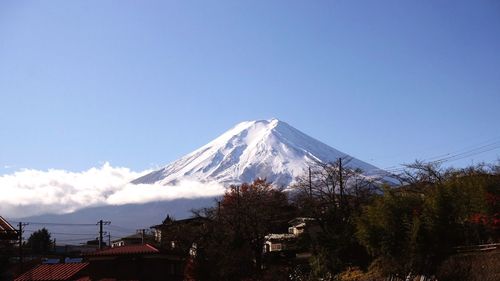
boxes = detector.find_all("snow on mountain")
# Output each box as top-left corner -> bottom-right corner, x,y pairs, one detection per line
132,119 -> 383,187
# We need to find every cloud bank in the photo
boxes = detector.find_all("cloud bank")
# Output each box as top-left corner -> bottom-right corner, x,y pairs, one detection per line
0,163 -> 225,219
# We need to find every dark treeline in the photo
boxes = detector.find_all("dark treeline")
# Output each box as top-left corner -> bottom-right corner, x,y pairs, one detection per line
169,160 -> 499,281
4,161 -> 497,280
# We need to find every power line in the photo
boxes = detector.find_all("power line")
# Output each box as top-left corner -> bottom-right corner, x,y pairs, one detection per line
56,237 -> 97,242
23,230 -> 96,236
107,224 -> 136,232
430,141 -> 500,164
8,221 -> 97,226
369,137 -> 500,176
425,137 -> 500,162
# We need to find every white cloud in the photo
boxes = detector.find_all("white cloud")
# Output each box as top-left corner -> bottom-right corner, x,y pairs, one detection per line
0,163 -> 225,219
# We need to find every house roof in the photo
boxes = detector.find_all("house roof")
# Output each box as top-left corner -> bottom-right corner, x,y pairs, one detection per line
15,263 -> 89,281
111,233 -> 144,243
294,222 -> 306,228
73,278 -> 91,281
75,276 -> 122,281
85,243 -> 159,257
75,276 -> 126,281
0,216 -> 17,240
265,233 -> 296,241
288,217 -> 315,226
151,216 -> 209,229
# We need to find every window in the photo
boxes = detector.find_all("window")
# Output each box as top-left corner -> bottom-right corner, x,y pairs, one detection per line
271,243 -> 282,251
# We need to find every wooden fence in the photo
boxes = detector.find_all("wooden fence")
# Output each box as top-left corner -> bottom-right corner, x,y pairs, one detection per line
385,274 -> 437,281
454,243 -> 500,253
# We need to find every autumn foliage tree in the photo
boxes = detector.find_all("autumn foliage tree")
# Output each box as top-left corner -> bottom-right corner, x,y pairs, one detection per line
193,179 -> 295,280
221,179 -> 293,272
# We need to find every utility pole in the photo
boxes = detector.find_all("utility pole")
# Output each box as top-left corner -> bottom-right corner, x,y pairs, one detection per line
236,185 -> 240,206
137,229 -> 146,244
235,186 -> 242,244
308,166 -> 312,198
18,222 -> 28,272
108,233 -> 111,248
97,220 -> 111,250
339,157 -> 343,207
217,201 -> 221,217
18,222 -> 22,264
99,220 -> 103,250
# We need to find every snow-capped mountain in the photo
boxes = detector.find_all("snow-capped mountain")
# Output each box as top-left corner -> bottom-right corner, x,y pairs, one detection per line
132,119 -> 383,187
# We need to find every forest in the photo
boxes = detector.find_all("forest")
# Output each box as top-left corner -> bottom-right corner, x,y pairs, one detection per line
176,160 -> 499,280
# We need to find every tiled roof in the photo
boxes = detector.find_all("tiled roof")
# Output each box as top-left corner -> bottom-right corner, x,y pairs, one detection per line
73,277 -> 91,281
265,233 -> 296,240
152,216 -> 210,229
288,217 -> 315,226
85,243 -> 159,256
0,216 -> 17,239
111,232 -> 152,243
15,263 -> 88,281
75,276 -> 121,281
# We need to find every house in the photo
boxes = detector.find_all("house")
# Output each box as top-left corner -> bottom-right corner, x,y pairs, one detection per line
111,232 -> 153,248
14,263 -> 89,281
263,217 -> 316,253
83,243 -> 184,281
150,215 -> 209,250
287,217 -> 316,236
264,233 -> 296,253
0,216 -> 18,241
14,244 -> 185,281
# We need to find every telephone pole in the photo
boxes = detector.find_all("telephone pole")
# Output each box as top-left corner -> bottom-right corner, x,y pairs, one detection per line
97,220 -> 111,250
18,222 -> 28,272
339,157 -> 343,205
308,166 -> 312,197
137,229 -> 146,244
217,201 -> 221,218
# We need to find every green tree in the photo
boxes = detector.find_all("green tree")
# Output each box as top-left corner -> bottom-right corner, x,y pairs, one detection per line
355,186 -> 423,274
26,228 -> 53,255
0,241 -> 15,280
356,161 -> 500,275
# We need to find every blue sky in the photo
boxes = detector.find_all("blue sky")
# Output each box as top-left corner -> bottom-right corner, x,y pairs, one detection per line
1,0 -> 499,174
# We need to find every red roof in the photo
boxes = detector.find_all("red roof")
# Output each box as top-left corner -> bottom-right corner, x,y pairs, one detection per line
73,278 -> 91,281
75,276 -> 121,281
0,216 -> 17,239
85,243 -> 159,257
15,263 -> 88,281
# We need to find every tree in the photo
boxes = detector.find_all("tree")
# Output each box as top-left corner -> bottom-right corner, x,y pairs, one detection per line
355,186 -> 423,274
292,158 -> 377,277
356,161 -> 500,275
0,240 -> 15,280
192,179 -> 295,280
220,179 -> 293,273
26,228 -> 53,255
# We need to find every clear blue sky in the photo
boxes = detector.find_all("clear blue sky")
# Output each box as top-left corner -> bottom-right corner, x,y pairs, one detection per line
1,0 -> 499,174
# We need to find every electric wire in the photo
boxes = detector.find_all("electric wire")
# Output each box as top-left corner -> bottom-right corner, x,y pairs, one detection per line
368,137 -> 500,177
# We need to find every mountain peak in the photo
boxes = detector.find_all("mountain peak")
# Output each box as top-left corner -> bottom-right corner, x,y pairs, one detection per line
234,118 -> 280,130
132,120 -> 380,186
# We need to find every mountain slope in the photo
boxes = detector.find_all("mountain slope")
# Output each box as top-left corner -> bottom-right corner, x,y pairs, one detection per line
132,119 -> 381,187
